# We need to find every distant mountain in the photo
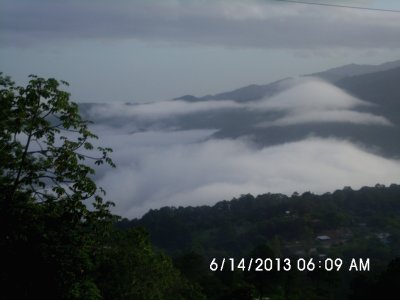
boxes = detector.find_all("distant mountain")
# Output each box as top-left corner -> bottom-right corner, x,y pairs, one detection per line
335,66 -> 400,125
309,59 -> 400,83
174,60 -> 400,103
174,95 -> 201,102
174,65 -> 400,157
81,59 -> 400,158
174,78 -> 289,102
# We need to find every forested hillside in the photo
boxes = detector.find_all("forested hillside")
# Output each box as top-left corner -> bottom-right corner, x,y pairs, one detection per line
122,184 -> 400,299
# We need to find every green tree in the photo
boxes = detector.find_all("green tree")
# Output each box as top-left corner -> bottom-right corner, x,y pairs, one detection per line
97,228 -> 205,300
0,73 -> 114,205
0,73 -> 204,300
0,73 -> 116,299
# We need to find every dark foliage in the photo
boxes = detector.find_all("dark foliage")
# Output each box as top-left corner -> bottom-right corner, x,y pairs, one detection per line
0,73 -> 203,300
125,184 -> 400,299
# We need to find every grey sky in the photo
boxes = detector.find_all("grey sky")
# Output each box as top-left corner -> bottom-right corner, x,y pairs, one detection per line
1,0 -> 400,102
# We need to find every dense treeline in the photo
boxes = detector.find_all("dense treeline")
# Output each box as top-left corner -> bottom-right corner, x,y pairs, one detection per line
124,184 -> 400,257
122,184 -> 400,299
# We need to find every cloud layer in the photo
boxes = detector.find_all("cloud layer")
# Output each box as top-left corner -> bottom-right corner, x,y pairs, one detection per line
253,78 -> 392,127
93,129 -> 400,218
2,0 -> 400,49
88,100 -> 241,120
253,78 -> 367,110
85,78 -> 392,127
262,110 -> 391,127
80,78 -> 398,218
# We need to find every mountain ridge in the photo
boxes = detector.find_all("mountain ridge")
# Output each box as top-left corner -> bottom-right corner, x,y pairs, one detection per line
309,59 -> 400,83
79,59 -> 400,159
174,60 -> 400,103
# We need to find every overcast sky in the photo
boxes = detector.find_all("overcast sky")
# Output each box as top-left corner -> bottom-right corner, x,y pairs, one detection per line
1,0 -> 400,102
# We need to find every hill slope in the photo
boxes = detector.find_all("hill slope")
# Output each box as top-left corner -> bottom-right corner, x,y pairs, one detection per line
309,59 -> 400,83
335,66 -> 400,125
125,184 -> 400,259
174,60 -> 400,102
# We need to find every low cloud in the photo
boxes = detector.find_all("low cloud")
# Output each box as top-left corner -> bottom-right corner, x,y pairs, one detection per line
253,78 -> 392,127
93,128 -> 400,218
252,78 -> 367,111
260,110 -> 391,127
79,78 -> 397,218
87,100 -> 242,120
85,78 -> 391,128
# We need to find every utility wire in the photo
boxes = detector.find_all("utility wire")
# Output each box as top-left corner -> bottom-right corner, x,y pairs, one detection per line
271,0 -> 400,13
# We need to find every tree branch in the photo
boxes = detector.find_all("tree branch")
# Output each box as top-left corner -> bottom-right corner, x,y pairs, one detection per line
10,132 -> 32,202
